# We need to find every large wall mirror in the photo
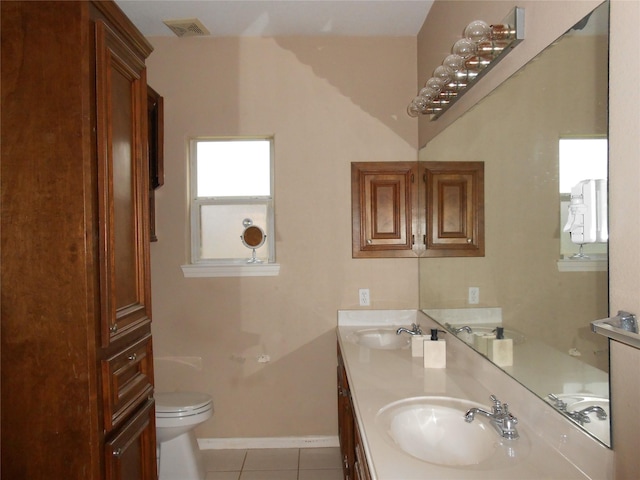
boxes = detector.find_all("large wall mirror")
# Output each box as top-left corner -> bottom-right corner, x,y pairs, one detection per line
419,1 -> 610,446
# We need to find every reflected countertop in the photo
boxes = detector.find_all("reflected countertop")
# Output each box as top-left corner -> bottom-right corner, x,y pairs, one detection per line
336,309 -> 612,480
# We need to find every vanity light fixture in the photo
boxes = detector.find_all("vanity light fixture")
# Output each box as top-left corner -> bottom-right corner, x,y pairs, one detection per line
408,7 -> 525,119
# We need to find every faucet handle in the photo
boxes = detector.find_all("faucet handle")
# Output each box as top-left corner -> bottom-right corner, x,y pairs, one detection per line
489,395 -> 502,413
548,393 -> 567,411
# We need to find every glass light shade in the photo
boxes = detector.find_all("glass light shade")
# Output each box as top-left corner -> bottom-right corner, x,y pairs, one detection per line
443,54 -> 466,72
452,38 -> 477,59
425,77 -> 444,93
411,95 -> 428,110
407,103 -> 420,117
464,20 -> 491,43
433,65 -> 454,84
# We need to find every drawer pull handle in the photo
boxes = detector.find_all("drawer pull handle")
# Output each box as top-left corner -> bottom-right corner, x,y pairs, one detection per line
109,324 -> 118,333
127,353 -> 137,362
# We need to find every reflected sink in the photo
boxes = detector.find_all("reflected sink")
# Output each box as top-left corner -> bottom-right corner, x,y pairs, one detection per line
376,397 -> 528,468
346,328 -> 410,350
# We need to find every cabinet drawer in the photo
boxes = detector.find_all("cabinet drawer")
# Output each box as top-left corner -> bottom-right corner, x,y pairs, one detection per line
102,334 -> 154,431
105,398 -> 157,480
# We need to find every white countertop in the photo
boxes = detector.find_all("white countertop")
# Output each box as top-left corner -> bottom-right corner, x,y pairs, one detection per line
337,309 -> 613,480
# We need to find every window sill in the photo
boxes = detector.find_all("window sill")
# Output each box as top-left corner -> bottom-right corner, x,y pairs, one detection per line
557,256 -> 607,272
181,263 -> 280,278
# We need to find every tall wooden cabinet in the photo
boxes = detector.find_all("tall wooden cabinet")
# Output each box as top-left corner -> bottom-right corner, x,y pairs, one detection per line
1,2 -> 157,478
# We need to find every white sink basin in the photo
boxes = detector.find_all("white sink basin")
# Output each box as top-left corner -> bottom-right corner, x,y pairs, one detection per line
547,394 -> 610,444
346,328 -> 410,350
376,396 -> 528,468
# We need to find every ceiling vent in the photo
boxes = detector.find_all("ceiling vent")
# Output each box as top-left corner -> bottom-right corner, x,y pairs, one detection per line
163,18 -> 210,37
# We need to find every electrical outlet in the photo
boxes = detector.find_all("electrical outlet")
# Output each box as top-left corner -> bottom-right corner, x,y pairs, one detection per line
468,287 -> 480,305
359,288 -> 370,306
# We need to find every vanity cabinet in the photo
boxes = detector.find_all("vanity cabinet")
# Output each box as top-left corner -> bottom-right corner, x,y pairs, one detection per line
1,2 -> 156,478
338,343 -> 356,479
338,342 -> 372,480
351,161 -> 484,258
354,422 -> 372,480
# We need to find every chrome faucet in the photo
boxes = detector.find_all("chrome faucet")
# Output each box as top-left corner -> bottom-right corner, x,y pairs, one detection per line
454,325 -> 472,334
568,405 -> 608,425
547,393 -> 567,412
465,395 -> 519,440
396,323 -> 422,336
444,322 -> 472,334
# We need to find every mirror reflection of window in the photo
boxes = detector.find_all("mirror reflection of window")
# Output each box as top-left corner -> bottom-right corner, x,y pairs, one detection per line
559,137 -> 608,259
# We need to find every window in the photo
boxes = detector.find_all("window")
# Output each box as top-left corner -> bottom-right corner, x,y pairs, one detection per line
558,137 -> 608,270
183,137 -> 278,277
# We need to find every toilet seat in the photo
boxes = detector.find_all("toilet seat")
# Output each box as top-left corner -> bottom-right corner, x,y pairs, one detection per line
155,392 -> 213,419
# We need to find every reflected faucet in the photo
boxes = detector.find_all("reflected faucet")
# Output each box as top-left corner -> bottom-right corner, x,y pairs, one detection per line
396,323 -> 422,336
465,395 -> 519,439
568,405 -> 608,425
454,325 -> 473,334
444,322 -> 472,334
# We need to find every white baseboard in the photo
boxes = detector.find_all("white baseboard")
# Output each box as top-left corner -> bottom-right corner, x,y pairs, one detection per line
198,436 -> 340,450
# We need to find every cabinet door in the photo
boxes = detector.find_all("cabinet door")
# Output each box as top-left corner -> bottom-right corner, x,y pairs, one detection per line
337,343 -> 355,479
105,399 -> 157,480
354,421 -> 372,480
351,162 -> 417,258
95,20 -> 152,346
423,161 -> 484,257
147,85 -> 164,242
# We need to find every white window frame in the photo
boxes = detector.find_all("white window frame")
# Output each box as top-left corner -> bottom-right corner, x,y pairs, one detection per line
181,136 -> 279,278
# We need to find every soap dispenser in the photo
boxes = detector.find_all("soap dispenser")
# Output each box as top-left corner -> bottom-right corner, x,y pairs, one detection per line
423,329 -> 446,368
488,326 -> 513,367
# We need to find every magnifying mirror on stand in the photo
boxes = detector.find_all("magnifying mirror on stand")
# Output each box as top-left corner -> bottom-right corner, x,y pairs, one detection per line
241,218 -> 266,263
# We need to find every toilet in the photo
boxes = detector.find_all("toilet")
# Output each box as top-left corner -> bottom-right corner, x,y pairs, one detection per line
155,391 -> 213,480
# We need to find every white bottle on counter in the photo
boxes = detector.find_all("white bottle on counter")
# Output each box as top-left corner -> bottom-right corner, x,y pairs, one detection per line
473,332 -> 496,356
423,329 -> 446,368
488,326 -> 513,366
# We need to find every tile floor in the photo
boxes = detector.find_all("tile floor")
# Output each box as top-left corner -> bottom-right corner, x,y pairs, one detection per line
203,447 -> 343,480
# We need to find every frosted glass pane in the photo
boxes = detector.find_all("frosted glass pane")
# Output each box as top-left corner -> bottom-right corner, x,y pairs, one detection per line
200,204 -> 269,260
197,140 -> 271,197
559,138 -> 607,193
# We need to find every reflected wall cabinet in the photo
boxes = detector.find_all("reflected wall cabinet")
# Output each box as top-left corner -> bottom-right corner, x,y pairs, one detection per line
351,161 -> 484,258
1,1 -> 157,478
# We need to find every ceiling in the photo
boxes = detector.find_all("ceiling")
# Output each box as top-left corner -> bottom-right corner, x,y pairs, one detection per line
115,0 -> 434,37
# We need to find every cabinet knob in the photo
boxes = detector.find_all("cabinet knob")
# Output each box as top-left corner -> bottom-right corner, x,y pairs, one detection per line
467,238 -> 472,243
112,448 -> 122,457
109,324 -> 118,333
127,353 -> 137,362
366,239 -> 372,245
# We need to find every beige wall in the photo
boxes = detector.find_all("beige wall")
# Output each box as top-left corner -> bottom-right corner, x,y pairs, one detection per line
608,0 -> 640,477
145,37 -> 418,438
